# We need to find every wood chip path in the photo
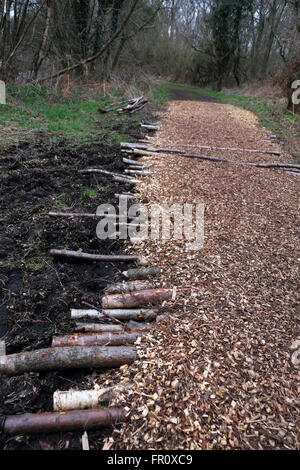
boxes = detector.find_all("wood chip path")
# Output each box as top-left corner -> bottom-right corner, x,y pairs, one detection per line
102,99 -> 299,450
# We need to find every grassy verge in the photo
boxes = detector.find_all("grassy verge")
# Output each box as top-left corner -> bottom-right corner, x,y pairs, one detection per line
155,82 -> 300,162
0,84 -> 145,147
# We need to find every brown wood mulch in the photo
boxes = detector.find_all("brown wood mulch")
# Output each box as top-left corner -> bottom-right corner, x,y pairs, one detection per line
101,100 -> 299,450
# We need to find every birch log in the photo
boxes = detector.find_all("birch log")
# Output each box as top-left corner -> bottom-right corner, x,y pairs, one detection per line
1,408 -> 127,435
53,386 -> 130,411
75,322 -> 153,333
71,308 -> 157,322
0,346 -> 137,375
52,331 -> 143,348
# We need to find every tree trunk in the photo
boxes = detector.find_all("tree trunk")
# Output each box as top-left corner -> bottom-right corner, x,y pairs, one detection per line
33,0 -> 53,79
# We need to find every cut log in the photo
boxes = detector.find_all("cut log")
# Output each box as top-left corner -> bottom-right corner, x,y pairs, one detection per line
104,280 -> 152,294
123,267 -> 161,280
71,308 -> 157,322
115,193 -> 136,200
52,331 -> 143,348
50,249 -> 145,264
1,408 -> 127,435
0,346 -> 137,376
102,288 -> 184,309
53,386 -> 131,411
113,176 -> 141,184
141,124 -> 159,130
76,323 -> 123,332
125,170 -> 152,176
75,322 -> 153,333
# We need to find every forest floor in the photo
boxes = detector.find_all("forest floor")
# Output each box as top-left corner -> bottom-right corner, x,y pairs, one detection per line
103,87 -> 300,450
0,99 -> 154,450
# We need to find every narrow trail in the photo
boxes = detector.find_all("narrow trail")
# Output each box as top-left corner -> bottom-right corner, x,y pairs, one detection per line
104,97 -> 299,450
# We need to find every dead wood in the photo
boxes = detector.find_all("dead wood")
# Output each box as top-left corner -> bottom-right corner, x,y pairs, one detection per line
102,288 -> 184,309
52,331 -> 144,348
0,346 -> 137,375
1,408 -> 128,435
71,309 -> 158,322
50,249 -> 143,263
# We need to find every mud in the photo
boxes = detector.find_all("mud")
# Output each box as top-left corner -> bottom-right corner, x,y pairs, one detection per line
0,121 -> 146,449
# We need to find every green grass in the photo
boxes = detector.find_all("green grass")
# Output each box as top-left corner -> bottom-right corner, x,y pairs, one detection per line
0,84 -> 135,146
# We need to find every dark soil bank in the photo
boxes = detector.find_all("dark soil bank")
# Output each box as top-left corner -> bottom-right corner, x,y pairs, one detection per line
0,123 -> 146,450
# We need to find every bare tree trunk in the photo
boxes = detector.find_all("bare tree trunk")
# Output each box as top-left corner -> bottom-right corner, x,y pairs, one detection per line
33,0 -> 53,79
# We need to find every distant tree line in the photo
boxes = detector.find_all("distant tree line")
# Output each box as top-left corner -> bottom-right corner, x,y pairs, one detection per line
0,1 -> 299,109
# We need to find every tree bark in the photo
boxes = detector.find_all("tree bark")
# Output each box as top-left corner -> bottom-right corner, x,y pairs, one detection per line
52,331 -> 144,348
71,308 -> 157,321
0,346 -> 137,376
104,281 -> 152,294
1,408 -> 128,435
53,386 -> 130,411
102,288 -> 184,309
123,267 -> 161,280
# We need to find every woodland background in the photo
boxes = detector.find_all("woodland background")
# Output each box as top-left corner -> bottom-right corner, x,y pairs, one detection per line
0,0 -> 300,111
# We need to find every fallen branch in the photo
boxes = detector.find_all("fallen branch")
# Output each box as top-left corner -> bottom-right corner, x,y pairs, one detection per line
148,142 -> 282,156
141,124 -> 159,131
125,169 -> 153,176
122,157 -> 150,167
50,249 -> 147,265
123,267 -> 162,280
1,408 -> 128,435
53,386 -> 131,411
80,169 -> 134,180
52,331 -> 144,348
71,308 -> 157,322
121,142 -> 281,156
0,346 -> 137,375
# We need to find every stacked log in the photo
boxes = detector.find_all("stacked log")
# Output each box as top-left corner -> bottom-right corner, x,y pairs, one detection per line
1,408 -> 127,435
0,346 -> 137,376
123,267 -> 162,280
52,331 -> 144,348
102,288 -> 183,309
